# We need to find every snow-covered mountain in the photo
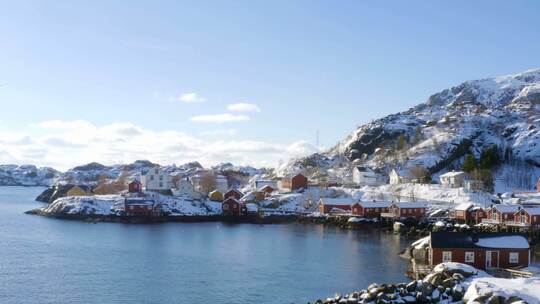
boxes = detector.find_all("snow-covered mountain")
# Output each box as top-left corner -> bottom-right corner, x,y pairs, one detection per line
0,165 -> 59,186
0,160 -> 270,187
280,68 -> 540,190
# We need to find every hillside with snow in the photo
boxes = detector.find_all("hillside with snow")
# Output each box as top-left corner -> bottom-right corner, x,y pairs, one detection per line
280,68 -> 540,191
0,160 -> 270,187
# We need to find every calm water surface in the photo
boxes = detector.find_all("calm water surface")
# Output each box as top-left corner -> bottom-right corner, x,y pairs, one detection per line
0,186 -> 409,304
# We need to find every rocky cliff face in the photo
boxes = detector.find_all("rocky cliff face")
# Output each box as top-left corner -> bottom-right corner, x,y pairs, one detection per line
281,68 -> 540,186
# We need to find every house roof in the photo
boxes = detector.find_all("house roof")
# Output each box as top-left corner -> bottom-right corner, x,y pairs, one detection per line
355,201 -> 391,208
393,202 -> 427,208
226,189 -> 243,195
209,189 -> 222,195
455,203 -> 474,211
491,204 -> 520,213
320,197 -> 354,206
430,232 -> 529,249
440,171 -> 468,178
521,207 -> 540,216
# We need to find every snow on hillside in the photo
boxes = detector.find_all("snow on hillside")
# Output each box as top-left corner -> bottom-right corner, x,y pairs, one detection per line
0,164 -> 59,186
283,68 -> 540,192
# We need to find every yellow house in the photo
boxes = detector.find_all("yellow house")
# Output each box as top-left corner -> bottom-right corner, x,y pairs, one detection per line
208,190 -> 224,202
66,186 -> 88,197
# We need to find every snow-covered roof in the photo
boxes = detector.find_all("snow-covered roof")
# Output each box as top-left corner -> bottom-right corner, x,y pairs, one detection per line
319,197 -> 354,206
245,203 -> 258,212
491,204 -> 520,213
521,207 -> 540,216
356,201 -> 391,208
455,203 -> 474,211
431,232 -> 530,249
393,202 -> 427,208
440,171 -> 468,178
475,236 -> 530,249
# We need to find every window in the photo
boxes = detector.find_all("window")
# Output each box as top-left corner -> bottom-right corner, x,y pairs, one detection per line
159,175 -> 163,180
442,251 -> 452,262
150,175 -> 154,181
504,214 -> 508,219
155,168 -> 158,174
465,252 -> 475,263
129,206 -> 134,210
492,212 -> 497,221
159,182 -> 163,188
520,215 -> 526,224
509,252 -> 519,263
223,204 -> 229,210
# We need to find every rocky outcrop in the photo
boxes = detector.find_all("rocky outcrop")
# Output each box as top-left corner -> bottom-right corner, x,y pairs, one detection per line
310,263 -> 529,304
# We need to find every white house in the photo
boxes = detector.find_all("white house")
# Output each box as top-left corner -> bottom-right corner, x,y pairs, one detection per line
439,171 -> 470,188
352,166 -> 378,186
172,178 -> 203,199
141,167 -> 172,191
389,169 -> 410,185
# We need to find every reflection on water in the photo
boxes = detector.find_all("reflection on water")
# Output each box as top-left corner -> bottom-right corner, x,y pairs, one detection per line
0,187 -> 409,304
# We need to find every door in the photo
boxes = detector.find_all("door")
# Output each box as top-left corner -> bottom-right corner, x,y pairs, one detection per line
486,250 -> 499,268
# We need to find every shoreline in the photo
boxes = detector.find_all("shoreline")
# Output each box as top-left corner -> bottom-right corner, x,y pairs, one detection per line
25,208 -> 300,224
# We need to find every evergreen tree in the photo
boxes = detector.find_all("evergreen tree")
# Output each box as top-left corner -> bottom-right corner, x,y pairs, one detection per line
479,145 -> 501,169
462,153 -> 476,173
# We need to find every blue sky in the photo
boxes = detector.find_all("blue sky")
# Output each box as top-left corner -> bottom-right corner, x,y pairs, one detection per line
1,1 -> 539,170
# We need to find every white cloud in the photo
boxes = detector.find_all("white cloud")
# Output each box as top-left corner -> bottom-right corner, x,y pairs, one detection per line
191,113 -> 250,123
227,103 -> 261,113
200,129 -> 238,137
0,120 -> 316,170
170,92 -> 206,103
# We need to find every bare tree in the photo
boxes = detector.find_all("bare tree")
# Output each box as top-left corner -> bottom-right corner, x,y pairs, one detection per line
199,172 -> 217,194
409,165 -> 430,184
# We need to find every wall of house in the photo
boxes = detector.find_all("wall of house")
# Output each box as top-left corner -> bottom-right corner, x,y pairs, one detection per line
125,204 -> 153,216
67,187 -> 86,197
431,247 -> 529,269
399,208 -> 426,218
128,182 -> 140,193
209,191 -> 223,202
142,168 -> 172,190
291,175 -> 308,190
222,200 -> 240,215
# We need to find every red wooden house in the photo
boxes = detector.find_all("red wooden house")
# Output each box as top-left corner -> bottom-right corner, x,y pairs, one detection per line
128,180 -> 141,193
259,185 -> 275,195
281,173 -> 308,191
453,203 -> 473,222
512,207 -> 540,228
224,189 -> 243,200
469,206 -> 487,224
484,205 -> 520,225
124,198 -> 155,216
382,202 -> 427,219
429,232 -> 530,270
222,197 -> 241,216
351,201 -> 390,217
318,198 -> 352,214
